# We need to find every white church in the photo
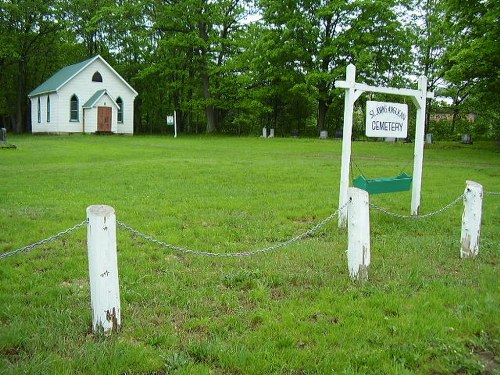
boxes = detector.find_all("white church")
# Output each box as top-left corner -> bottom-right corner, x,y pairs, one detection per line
28,55 -> 138,134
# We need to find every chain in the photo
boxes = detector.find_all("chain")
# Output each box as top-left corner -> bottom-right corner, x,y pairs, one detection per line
2,191 -> 495,260
485,191 -> 500,196
369,193 -> 465,219
117,202 -> 349,257
0,220 -> 88,260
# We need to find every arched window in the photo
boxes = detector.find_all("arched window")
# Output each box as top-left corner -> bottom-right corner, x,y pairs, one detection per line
37,97 -> 41,123
46,96 -> 51,123
92,71 -> 103,82
116,97 -> 123,123
70,95 -> 79,121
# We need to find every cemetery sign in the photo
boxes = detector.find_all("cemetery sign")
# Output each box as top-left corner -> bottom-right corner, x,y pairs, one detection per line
365,101 -> 408,138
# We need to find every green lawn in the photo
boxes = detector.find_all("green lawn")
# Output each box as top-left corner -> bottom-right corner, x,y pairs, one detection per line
1,135 -> 499,374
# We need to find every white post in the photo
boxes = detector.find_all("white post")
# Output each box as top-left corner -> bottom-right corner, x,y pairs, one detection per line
460,181 -> 483,258
338,64 -> 363,227
174,110 -> 178,138
347,187 -> 370,280
87,205 -> 121,333
262,127 -> 267,138
411,76 -> 428,215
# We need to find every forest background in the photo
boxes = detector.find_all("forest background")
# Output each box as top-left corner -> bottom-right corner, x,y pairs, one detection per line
0,0 -> 498,140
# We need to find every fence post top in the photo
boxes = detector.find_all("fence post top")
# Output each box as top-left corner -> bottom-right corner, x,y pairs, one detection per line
465,180 -> 482,189
87,205 -> 115,216
348,187 -> 369,199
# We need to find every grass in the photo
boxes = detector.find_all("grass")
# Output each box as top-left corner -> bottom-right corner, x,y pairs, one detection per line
0,134 -> 499,374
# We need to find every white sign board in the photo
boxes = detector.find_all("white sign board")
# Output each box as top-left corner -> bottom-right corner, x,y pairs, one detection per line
366,101 -> 408,138
166,115 -> 174,126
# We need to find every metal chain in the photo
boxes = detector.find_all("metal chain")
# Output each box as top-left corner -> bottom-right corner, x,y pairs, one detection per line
485,191 -> 500,196
117,202 -> 349,257
369,193 -> 465,219
0,220 -> 88,260
2,191 -> 496,261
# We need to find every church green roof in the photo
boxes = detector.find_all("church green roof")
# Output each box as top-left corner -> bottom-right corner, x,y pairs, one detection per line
83,89 -> 118,109
28,56 -> 98,97
83,89 -> 107,108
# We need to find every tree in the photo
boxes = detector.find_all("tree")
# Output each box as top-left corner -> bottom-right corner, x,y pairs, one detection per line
407,0 -> 452,133
442,0 -> 500,138
256,0 -> 413,134
140,0 -> 249,134
0,0 -> 68,132
62,0 -> 117,57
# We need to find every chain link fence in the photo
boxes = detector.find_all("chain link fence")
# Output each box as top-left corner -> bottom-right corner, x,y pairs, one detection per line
1,191 -> 499,261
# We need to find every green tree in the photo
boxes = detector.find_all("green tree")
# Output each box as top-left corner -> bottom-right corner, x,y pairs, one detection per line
407,0 -> 452,133
442,0 -> 500,139
62,0 -> 116,57
131,0 -> 250,134
0,0 -> 68,132
256,0 -> 413,135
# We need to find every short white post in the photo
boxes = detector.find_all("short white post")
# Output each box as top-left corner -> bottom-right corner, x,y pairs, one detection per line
173,110 -> 178,138
347,187 -> 370,280
262,127 -> 267,138
87,205 -> 121,333
460,181 -> 483,258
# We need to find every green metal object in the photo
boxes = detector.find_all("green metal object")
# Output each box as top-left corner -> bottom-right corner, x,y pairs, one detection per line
352,172 -> 412,194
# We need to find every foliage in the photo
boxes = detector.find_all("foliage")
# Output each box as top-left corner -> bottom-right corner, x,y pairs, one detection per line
435,0 -> 500,140
0,0 -> 498,139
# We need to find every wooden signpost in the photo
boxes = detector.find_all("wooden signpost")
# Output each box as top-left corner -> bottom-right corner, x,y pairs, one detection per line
335,64 -> 434,227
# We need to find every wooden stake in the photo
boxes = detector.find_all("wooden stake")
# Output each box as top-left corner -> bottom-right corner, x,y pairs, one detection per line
347,187 -> 370,280
460,181 -> 483,258
87,205 -> 121,333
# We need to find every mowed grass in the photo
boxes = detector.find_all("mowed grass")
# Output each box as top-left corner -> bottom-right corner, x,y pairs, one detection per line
0,134 -> 499,374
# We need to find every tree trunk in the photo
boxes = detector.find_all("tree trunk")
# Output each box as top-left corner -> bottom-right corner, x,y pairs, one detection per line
425,98 -> 431,134
316,65 -> 331,133
198,15 -> 216,134
15,59 -> 27,133
201,67 -> 216,133
318,97 -> 328,133
451,107 -> 458,135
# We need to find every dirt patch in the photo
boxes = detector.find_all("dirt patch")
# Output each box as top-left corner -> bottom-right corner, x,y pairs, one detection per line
2,345 -> 24,363
474,349 -> 499,375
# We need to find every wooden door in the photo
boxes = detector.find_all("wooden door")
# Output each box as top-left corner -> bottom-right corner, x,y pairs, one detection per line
97,107 -> 112,132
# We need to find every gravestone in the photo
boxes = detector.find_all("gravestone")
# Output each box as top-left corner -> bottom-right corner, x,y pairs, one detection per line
0,128 -> 16,149
461,134 -> 472,144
